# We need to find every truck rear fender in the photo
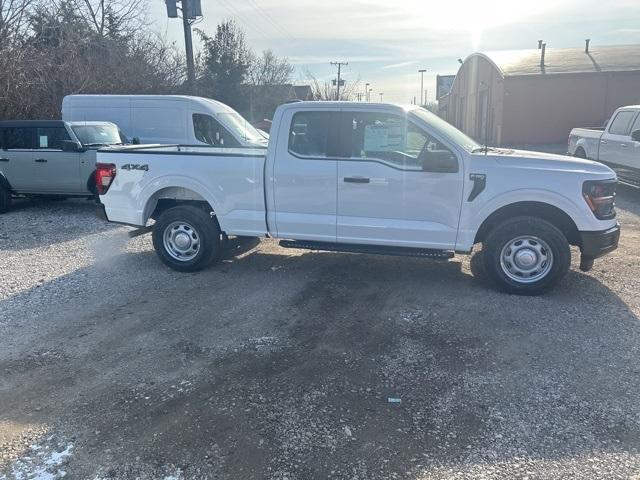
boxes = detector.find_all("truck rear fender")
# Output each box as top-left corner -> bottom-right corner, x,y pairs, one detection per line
139,176 -> 224,228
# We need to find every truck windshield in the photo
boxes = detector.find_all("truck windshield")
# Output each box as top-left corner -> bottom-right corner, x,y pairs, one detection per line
218,112 -> 266,144
410,108 -> 480,153
71,124 -> 123,146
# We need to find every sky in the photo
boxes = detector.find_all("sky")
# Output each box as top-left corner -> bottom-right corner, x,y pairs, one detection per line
147,0 -> 640,104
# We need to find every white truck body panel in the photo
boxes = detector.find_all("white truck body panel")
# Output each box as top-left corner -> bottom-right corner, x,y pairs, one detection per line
99,102 -> 618,253
62,94 -> 268,148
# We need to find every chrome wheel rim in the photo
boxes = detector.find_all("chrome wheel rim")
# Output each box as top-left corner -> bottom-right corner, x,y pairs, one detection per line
163,221 -> 201,262
500,235 -> 553,284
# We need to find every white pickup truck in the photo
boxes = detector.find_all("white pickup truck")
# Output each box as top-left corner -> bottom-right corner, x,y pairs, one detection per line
96,102 -> 620,295
569,105 -> 640,186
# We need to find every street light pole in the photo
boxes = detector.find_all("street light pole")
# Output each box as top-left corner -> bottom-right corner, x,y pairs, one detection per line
365,83 -> 370,101
379,92 -> 384,102
418,69 -> 426,106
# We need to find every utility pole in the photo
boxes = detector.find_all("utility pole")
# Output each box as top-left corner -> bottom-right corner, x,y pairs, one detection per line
379,92 -> 384,102
182,0 -> 196,94
330,61 -> 348,100
369,88 -> 373,102
165,0 -> 202,95
418,69 -> 426,105
365,83 -> 370,101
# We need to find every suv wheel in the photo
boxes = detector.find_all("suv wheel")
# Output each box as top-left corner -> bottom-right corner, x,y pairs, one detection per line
152,205 -> 221,272
481,216 -> 571,295
0,184 -> 11,214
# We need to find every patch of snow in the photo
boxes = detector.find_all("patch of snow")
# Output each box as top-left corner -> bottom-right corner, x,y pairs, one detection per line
2,440 -> 73,480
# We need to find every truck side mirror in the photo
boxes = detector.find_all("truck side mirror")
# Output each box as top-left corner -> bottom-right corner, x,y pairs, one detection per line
61,140 -> 84,152
132,137 -> 141,145
632,130 -> 640,142
421,149 -> 459,173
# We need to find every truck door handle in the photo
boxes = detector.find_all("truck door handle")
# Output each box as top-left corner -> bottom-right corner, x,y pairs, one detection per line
35,158 -> 47,163
600,140 -> 608,144
0,158 -> 8,162
620,144 -> 628,148
344,177 -> 370,184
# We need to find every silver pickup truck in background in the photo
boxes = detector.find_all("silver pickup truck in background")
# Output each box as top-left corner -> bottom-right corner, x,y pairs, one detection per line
569,105 -> 640,186
0,120 -> 126,213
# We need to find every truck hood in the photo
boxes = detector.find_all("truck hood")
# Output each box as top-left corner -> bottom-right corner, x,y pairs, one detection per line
486,148 -> 615,176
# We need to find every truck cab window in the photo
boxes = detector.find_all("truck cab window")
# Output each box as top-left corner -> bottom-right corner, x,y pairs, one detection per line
288,112 -> 331,157
608,111 -> 636,135
193,113 -> 240,147
36,127 -> 70,149
345,112 -> 454,170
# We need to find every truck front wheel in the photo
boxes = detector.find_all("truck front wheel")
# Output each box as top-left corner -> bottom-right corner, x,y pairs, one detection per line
481,216 -> 571,295
152,205 -> 221,272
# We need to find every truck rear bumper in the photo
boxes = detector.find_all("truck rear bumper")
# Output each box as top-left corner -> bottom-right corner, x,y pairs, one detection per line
580,224 -> 620,259
96,203 -> 108,222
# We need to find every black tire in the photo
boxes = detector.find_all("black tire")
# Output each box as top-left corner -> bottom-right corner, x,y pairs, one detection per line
481,216 -> 571,295
574,147 -> 586,159
151,205 -> 221,272
0,184 -> 11,214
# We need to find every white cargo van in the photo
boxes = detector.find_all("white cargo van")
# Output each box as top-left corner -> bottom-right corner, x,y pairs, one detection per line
62,95 -> 268,148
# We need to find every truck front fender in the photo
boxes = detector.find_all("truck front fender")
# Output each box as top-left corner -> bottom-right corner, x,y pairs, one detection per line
457,189 -> 589,251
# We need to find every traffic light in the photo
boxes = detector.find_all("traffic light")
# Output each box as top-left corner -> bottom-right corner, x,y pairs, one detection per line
165,0 -> 178,18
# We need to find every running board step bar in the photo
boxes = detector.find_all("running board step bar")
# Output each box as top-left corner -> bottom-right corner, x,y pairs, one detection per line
279,240 -> 454,259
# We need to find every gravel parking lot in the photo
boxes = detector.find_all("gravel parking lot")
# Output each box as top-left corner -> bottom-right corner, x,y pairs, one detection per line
1,188 -> 640,479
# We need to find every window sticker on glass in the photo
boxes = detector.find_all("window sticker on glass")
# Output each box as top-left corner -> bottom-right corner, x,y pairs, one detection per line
364,122 -> 403,151
39,135 -> 48,148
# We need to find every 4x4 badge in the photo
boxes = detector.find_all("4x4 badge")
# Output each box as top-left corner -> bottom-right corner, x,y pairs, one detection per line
121,164 -> 149,171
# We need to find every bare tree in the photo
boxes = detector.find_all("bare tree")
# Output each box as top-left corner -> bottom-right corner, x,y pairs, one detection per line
0,0 -> 33,41
68,0 -> 146,37
247,49 -> 294,87
305,69 -> 360,101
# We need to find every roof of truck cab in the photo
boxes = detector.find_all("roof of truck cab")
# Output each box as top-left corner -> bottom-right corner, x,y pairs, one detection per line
63,94 -> 237,113
281,101 -> 416,112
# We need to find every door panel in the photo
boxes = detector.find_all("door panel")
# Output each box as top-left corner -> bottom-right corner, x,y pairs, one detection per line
32,127 -> 82,193
601,110 -> 638,167
336,111 -> 463,249
0,126 -> 36,191
272,109 -> 338,241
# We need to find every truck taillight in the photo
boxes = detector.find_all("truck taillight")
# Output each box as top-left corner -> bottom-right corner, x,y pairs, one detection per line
95,163 -> 116,195
582,179 -> 616,220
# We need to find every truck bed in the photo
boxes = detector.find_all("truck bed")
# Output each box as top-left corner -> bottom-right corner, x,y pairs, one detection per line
97,144 -> 268,235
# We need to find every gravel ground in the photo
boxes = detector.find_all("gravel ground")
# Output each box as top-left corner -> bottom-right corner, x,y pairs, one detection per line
0,189 -> 639,479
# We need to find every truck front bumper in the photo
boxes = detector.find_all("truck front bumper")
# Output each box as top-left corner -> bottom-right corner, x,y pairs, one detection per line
578,224 -> 620,271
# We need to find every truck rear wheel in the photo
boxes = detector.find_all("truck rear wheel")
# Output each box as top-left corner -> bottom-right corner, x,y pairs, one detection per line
481,216 -> 571,295
152,205 -> 221,272
0,184 -> 11,214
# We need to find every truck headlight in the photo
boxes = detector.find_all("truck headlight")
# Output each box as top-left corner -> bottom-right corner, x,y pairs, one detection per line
582,179 -> 617,220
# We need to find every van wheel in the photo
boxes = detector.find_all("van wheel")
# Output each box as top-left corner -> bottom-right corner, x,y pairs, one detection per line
152,205 -> 221,272
481,216 -> 570,295
0,184 -> 11,213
